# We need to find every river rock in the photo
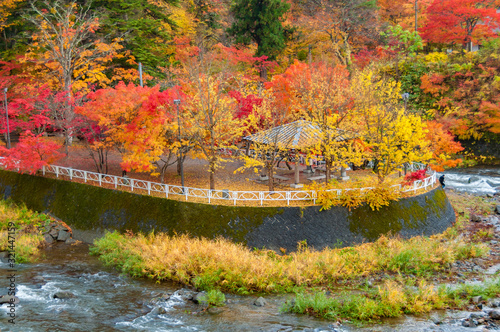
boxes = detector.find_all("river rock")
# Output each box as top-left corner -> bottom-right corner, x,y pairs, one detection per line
43,233 -> 55,244
53,291 -> 76,299
192,292 -> 206,304
0,295 -> 19,305
254,297 -> 267,307
150,306 -> 167,315
176,288 -> 195,301
57,230 -> 71,242
469,176 -> 480,183
490,299 -> 500,307
470,214 -> 483,223
490,310 -> 500,320
207,306 -> 223,315
472,295 -> 483,304
430,314 -> 443,325
470,312 -> 488,319
496,205 -> 500,215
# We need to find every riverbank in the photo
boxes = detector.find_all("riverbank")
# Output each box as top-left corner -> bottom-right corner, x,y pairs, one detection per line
0,200 -> 76,263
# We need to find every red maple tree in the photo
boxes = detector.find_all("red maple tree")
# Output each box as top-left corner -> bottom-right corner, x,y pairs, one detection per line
420,0 -> 500,49
0,131 -> 63,174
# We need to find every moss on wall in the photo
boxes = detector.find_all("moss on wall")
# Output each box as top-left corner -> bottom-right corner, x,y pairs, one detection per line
348,188 -> 449,241
0,170 -> 281,244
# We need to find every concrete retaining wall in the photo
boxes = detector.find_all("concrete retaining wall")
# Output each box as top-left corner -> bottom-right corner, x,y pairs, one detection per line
0,170 -> 456,251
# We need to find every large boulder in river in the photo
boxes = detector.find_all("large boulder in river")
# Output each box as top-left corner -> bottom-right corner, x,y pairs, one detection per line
0,295 -> 19,305
53,291 -> 76,299
496,205 -> 500,215
192,292 -> 207,304
469,176 -> 480,183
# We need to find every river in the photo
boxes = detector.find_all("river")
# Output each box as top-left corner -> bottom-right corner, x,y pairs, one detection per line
439,165 -> 500,195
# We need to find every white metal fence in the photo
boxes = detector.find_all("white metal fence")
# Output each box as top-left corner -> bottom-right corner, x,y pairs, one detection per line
32,162 -> 436,206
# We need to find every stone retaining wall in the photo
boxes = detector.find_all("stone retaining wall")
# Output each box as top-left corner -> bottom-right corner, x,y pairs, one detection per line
0,170 -> 456,251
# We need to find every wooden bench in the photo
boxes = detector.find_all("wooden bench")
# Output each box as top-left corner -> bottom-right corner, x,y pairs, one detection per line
273,175 -> 290,182
307,175 -> 326,181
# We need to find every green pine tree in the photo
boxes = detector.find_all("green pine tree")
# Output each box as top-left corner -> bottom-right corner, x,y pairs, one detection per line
228,0 -> 291,79
92,0 -> 178,78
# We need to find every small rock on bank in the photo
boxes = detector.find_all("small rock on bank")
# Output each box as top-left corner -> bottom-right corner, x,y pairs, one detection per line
254,297 -> 267,307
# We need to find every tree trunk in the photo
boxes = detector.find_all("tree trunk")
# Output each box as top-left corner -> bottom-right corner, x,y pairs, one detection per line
209,162 -> 215,190
177,156 -> 182,175
267,165 -> 274,192
259,67 -> 268,82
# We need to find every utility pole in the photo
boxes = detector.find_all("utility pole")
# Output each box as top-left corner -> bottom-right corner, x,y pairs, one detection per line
415,0 -> 418,32
3,88 -> 10,149
174,99 -> 185,191
139,62 -> 143,87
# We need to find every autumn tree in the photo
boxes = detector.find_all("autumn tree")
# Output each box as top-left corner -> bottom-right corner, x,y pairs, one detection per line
353,69 -> 432,183
182,72 -> 241,190
228,0 -> 291,79
272,61 -> 364,183
236,88 -> 293,192
420,0 -> 500,50
24,0 -> 126,150
294,0 -> 382,68
0,131 -> 63,174
76,82 -> 174,174
425,120 -> 464,171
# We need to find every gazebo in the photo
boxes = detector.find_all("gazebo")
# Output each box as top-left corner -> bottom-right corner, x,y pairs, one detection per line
243,120 -> 347,187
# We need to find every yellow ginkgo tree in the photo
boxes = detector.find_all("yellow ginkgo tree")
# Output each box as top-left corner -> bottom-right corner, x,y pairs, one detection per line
183,73 -> 242,190
353,70 -> 432,183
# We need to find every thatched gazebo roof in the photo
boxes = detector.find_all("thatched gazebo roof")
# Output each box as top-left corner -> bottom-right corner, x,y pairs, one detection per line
243,120 -> 346,149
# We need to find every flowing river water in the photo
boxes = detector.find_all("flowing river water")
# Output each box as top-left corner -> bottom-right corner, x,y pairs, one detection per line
2,166 -> 500,332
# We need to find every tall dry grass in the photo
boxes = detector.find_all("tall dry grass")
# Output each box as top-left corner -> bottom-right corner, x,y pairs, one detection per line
92,230 -> 487,294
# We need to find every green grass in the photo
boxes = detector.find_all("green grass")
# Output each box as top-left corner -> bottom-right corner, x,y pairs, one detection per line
284,278 -> 500,323
198,289 -> 226,307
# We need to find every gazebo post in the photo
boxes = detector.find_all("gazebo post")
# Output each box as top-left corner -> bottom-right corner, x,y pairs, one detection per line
291,153 -> 303,188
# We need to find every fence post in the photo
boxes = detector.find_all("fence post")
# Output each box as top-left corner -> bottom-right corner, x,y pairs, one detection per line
84,171 -> 87,183
286,191 -> 291,206
185,188 -> 188,201
114,176 -> 118,188
99,174 -> 102,187
55,166 -> 59,178
69,168 -> 73,180
208,189 -> 211,204
165,185 -> 169,198
147,181 -> 151,195
259,192 -> 264,206
42,165 -> 45,176
131,179 -> 134,192
233,192 -> 237,206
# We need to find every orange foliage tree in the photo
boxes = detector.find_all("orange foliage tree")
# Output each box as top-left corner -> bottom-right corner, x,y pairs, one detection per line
424,121 -> 464,171
76,82 -> 175,174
